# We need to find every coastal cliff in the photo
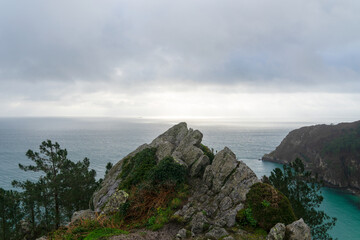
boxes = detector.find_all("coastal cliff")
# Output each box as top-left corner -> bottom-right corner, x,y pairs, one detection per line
262,121 -> 360,193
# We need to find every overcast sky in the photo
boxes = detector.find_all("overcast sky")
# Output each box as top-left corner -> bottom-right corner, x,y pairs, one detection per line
0,0 -> 359,121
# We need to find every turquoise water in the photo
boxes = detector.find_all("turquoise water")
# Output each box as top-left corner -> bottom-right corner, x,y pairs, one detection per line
0,118 -> 359,239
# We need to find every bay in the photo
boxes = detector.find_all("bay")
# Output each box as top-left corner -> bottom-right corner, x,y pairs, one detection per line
0,117 -> 359,239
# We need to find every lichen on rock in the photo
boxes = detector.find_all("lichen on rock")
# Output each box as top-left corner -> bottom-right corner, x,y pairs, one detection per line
102,189 -> 129,215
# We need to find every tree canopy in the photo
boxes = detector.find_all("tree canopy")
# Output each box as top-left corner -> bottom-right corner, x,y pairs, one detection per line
267,158 -> 337,240
1,140 -> 101,239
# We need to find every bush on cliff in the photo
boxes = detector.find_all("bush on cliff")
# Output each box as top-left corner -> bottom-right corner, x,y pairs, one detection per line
200,144 -> 215,163
118,148 -> 158,190
147,156 -> 187,186
115,148 -> 189,229
239,182 -> 296,231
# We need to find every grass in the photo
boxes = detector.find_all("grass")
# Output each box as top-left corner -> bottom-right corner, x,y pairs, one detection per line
84,228 -> 128,240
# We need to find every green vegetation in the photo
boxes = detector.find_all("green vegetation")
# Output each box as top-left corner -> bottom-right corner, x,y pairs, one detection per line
147,156 -> 187,186
322,126 -> 360,156
0,188 -> 23,240
268,158 -> 337,240
112,148 -> 189,230
50,218 -> 129,240
236,182 -> 296,232
200,144 -> 215,163
118,148 -> 158,190
118,148 -> 187,190
236,208 -> 257,227
1,140 -> 100,240
84,228 -> 128,240
243,183 -> 296,231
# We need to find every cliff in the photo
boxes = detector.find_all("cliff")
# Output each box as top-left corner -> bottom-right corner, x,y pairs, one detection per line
262,121 -> 360,193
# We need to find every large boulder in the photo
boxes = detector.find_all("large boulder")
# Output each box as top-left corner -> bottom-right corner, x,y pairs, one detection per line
70,209 -> 96,225
285,218 -> 311,240
205,227 -> 229,239
102,189 -> 129,215
266,223 -> 286,240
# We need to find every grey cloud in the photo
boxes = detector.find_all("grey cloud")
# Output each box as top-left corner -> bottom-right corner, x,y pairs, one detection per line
0,0 -> 360,96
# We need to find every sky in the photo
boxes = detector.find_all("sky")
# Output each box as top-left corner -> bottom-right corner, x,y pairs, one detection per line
0,0 -> 359,122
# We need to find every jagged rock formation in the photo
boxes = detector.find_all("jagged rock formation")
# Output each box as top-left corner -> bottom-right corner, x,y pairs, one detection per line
92,123 -> 258,236
262,121 -> 360,193
90,122 -> 311,240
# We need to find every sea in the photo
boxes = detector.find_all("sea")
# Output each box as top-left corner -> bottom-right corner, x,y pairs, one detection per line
0,117 -> 359,240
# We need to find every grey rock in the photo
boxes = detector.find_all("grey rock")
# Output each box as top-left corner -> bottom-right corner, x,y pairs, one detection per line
267,223 -> 286,240
70,209 -> 96,225
150,122 -> 189,148
205,227 -> 229,239
285,218 -> 311,240
222,237 -> 235,240
35,237 -> 47,240
219,196 -> 232,211
190,155 -> 210,178
203,147 -> 238,193
102,190 -> 129,215
176,228 -> 187,239
175,147 -> 258,237
224,206 -> 242,228
191,212 -> 209,234
20,219 -> 31,233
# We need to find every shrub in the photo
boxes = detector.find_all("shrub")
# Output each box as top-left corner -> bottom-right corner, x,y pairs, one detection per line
200,144 -> 215,163
118,148 -> 157,190
243,182 -> 296,231
147,156 -> 187,186
236,208 -> 257,227
115,149 -> 189,229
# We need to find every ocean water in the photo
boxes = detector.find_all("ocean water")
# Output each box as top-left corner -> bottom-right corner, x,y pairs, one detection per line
0,118 -> 359,239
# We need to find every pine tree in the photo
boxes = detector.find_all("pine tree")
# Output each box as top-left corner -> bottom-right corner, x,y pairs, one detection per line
59,157 -> 99,220
0,188 -> 23,240
268,158 -> 337,240
19,140 -> 67,228
16,140 -> 99,231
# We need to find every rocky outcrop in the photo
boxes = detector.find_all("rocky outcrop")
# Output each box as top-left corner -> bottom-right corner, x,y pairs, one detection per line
92,122 -> 259,238
91,122 -> 311,240
172,147 -> 259,234
93,122 -> 207,212
262,121 -> 360,193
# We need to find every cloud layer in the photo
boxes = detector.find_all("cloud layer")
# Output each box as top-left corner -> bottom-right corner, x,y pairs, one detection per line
0,0 -> 359,119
